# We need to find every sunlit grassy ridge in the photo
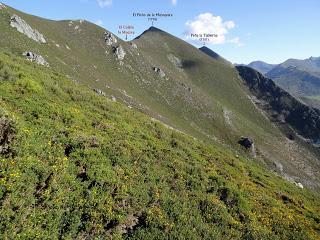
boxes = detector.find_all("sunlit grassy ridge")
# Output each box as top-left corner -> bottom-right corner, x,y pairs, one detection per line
0,51 -> 320,239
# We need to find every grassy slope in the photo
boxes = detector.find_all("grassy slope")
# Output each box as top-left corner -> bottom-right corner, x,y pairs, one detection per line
0,6 -> 211,142
0,5 -> 319,189
133,28 -> 320,190
1,49 -> 320,239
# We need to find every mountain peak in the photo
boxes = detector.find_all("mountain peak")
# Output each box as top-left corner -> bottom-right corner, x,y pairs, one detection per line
142,26 -> 166,35
135,26 -> 167,40
147,26 -> 162,32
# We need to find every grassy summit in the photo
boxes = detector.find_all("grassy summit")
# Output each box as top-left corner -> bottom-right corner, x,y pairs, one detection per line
0,51 -> 320,239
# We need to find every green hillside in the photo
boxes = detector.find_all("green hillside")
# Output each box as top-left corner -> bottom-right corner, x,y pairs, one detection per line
1,48 -> 320,239
131,27 -> 320,190
0,3 -> 320,192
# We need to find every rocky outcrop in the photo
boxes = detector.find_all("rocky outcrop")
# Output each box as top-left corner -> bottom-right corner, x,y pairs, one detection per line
236,66 -> 320,144
113,46 -> 126,61
106,212 -> 146,235
94,88 -> 106,96
130,42 -> 138,49
105,32 -> 117,46
273,161 -> 284,173
168,54 -> 182,68
153,67 -> 166,78
238,137 -> 256,156
23,52 -> 49,66
0,116 -> 15,155
238,137 -> 254,149
0,3 -> 6,9
295,182 -> 304,189
10,14 -> 46,43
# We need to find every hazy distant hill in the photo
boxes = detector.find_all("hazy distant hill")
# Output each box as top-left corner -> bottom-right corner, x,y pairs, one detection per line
247,61 -> 277,74
266,57 -> 320,108
244,57 -> 320,109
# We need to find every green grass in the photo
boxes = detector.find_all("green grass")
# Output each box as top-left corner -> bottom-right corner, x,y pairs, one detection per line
0,51 -> 320,239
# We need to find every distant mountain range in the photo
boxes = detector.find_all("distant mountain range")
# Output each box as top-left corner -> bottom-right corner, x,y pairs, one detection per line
247,61 -> 277,74
244,57 -> 320,109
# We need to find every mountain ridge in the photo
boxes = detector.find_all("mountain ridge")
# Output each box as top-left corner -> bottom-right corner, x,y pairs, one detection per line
199,46 -> 231,65
237,65 -> 320,144
244,56 -> 320,109
246,61 -> 277,74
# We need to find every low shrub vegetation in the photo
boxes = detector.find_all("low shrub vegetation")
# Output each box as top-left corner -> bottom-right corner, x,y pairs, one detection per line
0,51 -> 319,239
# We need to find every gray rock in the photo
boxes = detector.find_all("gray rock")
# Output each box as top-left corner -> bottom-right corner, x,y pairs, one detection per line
23,52 -> 49,66
94,88 -> 106,96
10,14 -> 46,43
130,42 -> 138,49
0,3 -> 6,9
238,137 -> 256,157
105,213 -> 144,235
105,32 -> 117,46
116,214 -> 140,234
168,54 -> 183,68
153,67 -> 166,78
294,182 -> 304,189
113,46 -> 126,60
273,161 -> 284,173
0,116 -> 15,155
238,137 -> 254,149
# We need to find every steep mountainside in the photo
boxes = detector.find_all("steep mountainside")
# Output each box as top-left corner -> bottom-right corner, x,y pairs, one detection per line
237,66 -> 320,144
1,46 -> 320,240
0,4 -> 320,190
247,61 -> 277,74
